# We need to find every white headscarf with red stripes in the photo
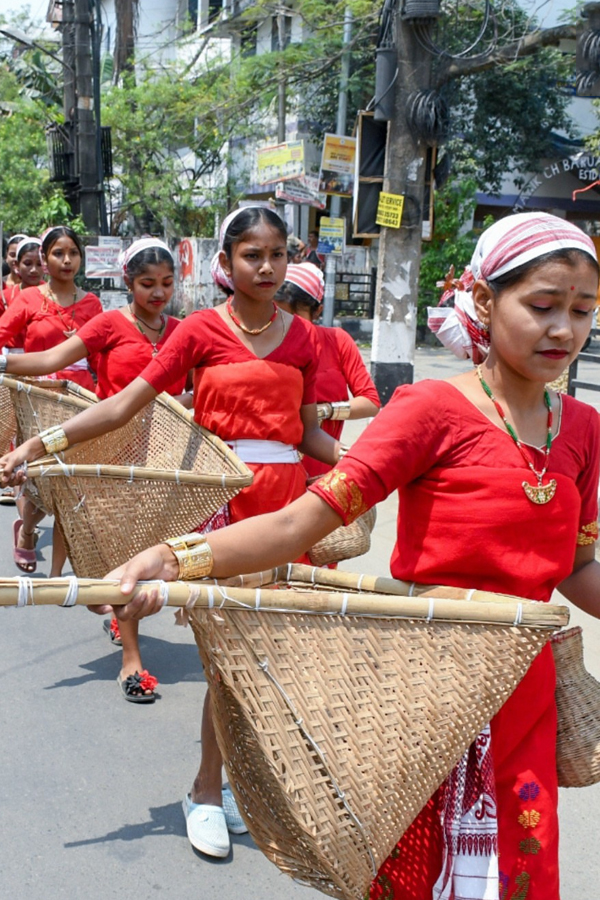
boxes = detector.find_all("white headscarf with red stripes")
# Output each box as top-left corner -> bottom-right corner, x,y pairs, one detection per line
427,213 -> 597,363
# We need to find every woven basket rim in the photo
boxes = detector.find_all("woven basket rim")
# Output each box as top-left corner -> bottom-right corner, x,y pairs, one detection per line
0,575 -> 570,629
27,459 -> 253,487
0,374 -> 93,410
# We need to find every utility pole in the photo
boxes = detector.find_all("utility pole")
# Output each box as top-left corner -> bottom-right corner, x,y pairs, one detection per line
62,0 -> 78,213
74,0 -> 100,233
322,8 -> 353,328
370,13 -> 433,403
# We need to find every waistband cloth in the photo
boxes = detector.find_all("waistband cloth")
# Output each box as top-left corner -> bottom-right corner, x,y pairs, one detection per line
227,439 -> 300,464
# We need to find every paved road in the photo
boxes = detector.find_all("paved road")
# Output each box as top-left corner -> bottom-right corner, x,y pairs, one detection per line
0,346 -> 598,899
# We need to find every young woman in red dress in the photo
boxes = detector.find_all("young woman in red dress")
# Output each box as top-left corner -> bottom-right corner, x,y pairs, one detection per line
0,237 -> 45,505
1,237 -> 45,314
66,212 -> 600,899
1,233 -> 28,304
1,238 -> 188,698
275,261 -> 380,477
0,226 -> 102,577
1,206 -> 341,857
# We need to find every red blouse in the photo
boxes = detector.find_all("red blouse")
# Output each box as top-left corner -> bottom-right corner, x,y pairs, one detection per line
310,379 -> 599,601
141,308 -> 320,523
303,324 -> 380,477
0,286 -> 102,354
77,309 -> 185,399
141,308 -> 318,443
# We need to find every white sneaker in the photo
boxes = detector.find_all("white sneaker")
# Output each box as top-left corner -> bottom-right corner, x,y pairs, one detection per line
182,794 -> 230,857
222,788 -> 249,835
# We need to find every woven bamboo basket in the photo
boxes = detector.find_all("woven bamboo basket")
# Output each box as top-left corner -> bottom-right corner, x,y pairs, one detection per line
25,393 -> 253,578
551,626 -> 600,787
0,376 -> 98,510
0,567 -> 568,900
309,506 -> 376,566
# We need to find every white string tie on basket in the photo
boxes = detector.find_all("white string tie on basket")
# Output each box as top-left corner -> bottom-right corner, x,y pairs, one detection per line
255,588 -> 261,611
174,583 -> 201,627
157,580 -> 169,608
408,581 -> 416,597
174,470 -> 180,486
61,575 -> 79,607
221,474 -> 226,488
128,465 -> 135,484
356,573 -> 365,592
256,654 -> 378,877
72,494 -> 86,512
96,465 -> 102,478
513,603 -> 523,626
16,576 -> 35,607
286,562 -> 293,582
340,593 -> 349,616
426,598 -> 435,623
466,588 -> 476,602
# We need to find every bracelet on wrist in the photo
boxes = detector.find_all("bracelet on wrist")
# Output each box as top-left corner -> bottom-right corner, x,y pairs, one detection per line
317,403 -> 332,421
0,355 -> 7,375
39,425 -> 69,455
338,442 -> 351,461
165,533 -> 214,580
329,401 -> 351,421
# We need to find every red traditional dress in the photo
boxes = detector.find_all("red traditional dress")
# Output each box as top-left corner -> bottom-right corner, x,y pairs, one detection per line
0,286 -> 102,390
303,325 -> 380,478
76,309 -> 185,399
140,308 -> 319,523
0,283 -> 25,348
309,379 -> 600,900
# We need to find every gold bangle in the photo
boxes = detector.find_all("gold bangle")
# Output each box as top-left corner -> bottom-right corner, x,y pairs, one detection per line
329,401 -> 351,421
39,425 -> 69,454
165,533 -> 214,580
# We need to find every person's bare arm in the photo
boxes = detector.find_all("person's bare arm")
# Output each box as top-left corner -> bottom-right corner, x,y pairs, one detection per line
4,337 -> 88,377
0,376 -> 158,481
99,492 -> 343,619
557,544 -> 600,618
298,403 -> 340,464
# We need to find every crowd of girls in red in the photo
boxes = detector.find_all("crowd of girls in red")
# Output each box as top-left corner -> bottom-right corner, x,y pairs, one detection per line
5,211 -> 598,899
0,207 -> 380,860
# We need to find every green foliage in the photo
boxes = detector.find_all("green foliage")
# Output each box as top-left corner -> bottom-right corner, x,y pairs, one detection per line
0,69 -> 62,232
418,177 -> 478,327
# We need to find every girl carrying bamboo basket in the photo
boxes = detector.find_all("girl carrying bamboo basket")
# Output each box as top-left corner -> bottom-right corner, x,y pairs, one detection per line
0,205 -> 342,862
14,212 -> 598,900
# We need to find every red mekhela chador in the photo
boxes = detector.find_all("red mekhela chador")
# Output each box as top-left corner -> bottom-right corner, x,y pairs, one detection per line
140,307 -> 319,523
310,381 -> 599,900
0,285 -> 102,391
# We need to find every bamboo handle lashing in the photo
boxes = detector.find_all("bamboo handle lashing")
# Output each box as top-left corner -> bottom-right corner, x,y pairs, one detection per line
0,576 -> 569,628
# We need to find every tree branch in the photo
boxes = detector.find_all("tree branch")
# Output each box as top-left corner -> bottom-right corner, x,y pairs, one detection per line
434,23 -> 576,87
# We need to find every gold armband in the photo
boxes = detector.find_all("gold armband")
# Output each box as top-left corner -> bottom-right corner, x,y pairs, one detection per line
39,425 -> 69,455
329,401 -> 351,421
165,533 -> 214,580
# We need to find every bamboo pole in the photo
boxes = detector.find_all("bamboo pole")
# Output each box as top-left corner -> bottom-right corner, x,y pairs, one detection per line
27,462 -> 253,488
0,576 -> 569,628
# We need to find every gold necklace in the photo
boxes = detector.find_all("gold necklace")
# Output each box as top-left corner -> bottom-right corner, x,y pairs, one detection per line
47,286 -> 78,338
476,366 -> 556,504
227,298 -> 278,335
128,305 -> 166,356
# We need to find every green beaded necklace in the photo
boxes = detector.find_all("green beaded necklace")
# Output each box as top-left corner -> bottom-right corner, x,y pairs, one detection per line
476,365 -> 557,505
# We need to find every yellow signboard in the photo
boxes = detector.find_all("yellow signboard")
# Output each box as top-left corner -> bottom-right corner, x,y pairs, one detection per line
319,134 -> 356,197
376,191 -> 405,229
257,140 -> 305,185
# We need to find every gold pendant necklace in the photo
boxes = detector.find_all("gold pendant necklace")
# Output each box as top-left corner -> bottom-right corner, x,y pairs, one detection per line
476,366 -> 557,505
48,286 -> 78,337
